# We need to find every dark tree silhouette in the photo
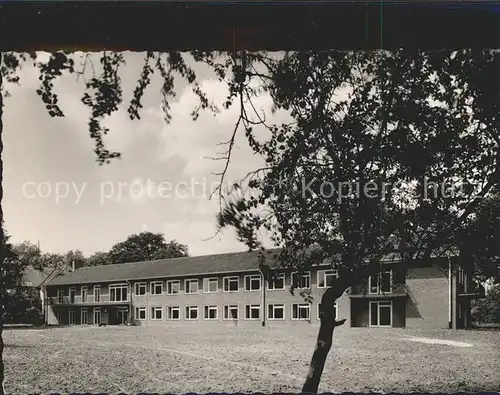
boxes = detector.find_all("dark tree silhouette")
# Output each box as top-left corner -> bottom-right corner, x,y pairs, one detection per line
85,251 -> 111,267
107,232 -> 188,264
0,226 -> 26,392
1,50 -> 500,394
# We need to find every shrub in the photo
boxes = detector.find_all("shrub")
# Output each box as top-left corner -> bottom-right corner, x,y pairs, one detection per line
472,284 -> 500,323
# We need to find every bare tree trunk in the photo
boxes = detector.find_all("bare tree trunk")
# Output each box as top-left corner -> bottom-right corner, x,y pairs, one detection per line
0,314 -> 4,395
0,50 -> 6,395
301,286 -> 346,394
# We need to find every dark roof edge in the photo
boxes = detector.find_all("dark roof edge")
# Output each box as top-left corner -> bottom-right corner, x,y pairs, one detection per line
45,252 -> 455,287
47,267 -> 262,286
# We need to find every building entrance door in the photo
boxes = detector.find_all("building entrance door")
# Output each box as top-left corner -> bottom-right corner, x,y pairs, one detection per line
93,308 -> 101,325
118,308 -> 128,324
369,300 -> 393,327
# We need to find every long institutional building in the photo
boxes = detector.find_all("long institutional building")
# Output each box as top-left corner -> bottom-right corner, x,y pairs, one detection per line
44,249 -> 485,329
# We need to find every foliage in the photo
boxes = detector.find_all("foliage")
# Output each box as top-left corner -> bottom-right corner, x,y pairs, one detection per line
1,51 -> 219,164
63,250 -> 86,270
456,192 -> 500,282
472,284 -> 500,323
1,239 -> 49,326
216,51 -> 500,277
85,251 -> 111,266
0,228 -> 26,304
11,241 -> 44,271
10,233 -> 188,270
107,232 -> 189,264
2,288 -> 44,326
212,50 -> 500,391
12,241 -> 84,272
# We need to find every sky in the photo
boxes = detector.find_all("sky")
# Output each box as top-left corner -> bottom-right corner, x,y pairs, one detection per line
3,52 -> 290,257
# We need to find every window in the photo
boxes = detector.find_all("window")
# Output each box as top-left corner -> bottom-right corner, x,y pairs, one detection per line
204,305 -> 218,320
317,270 -> 338,288
135,307 -> 146,320
167,306 -> 180,320
151,306 -> 163,320
69,287 -> 75,303
93,307 -> 101,325
370,272 -> 379,293
166,280 -> 180,295
369,300 -> 392,327
56,310 -> 64,325
244,275 -> 261,291
57,289 -> 64,304
381,270 -> 392,293
268,304 -> 285,320
81,286 -> 88,303
93,286 -> 101,303
223,276 -> 239,292
135,282 -> 146,296
244,304 -> 261,320
458,266 -> 465,285
317,303 -> 338,320
68,308 -> 75,324
267,273 -> 285,290
223,305 -> 239,320
292,272 -> 311,289
292,303 -> 310,320
150,281 -> 163,295
185,306 -> 198,320
203,278 -> 218,293
369,270 -> 392,294
109,284 -> 128,302
81,308 -> 88,325
185,279 -> 199,294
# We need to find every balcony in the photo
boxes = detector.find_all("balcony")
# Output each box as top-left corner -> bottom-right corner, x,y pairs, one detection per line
458,283 -> 486,299
48,295 -> 130,305
349,283 -> 408,298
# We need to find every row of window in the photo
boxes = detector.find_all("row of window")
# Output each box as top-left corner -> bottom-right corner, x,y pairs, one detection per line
58,285 -> 104,304
136,271 -> 333,295
59,307 -> 97,325
368,270 -> 393,294
61,302 -> 396,327
55,269 -> 395,304
134,302 -> 339,321
56,270 -> 340,303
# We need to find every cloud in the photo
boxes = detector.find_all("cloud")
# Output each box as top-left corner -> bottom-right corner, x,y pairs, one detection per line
3,52 -> 287,256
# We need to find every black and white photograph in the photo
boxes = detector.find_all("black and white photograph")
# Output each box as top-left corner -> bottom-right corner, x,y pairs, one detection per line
1,4 -> 500,394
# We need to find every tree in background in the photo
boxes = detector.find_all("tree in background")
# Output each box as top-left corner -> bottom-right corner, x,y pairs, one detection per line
11,241 -> 44,271
472,284 -> 500,323
107,232 -> 188,264
12,241 -> 84,272
9,233 -> 187,272
85,251 -> 111,266
457,191 -> 500,283
0,226 -> 29,390
1,50 -> 500,394
63,250 -> 86,270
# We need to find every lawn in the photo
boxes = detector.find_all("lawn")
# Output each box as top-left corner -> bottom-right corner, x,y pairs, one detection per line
3,325 -> 500,394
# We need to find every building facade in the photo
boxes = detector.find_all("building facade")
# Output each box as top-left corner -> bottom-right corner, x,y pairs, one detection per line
45,250 -> 484,329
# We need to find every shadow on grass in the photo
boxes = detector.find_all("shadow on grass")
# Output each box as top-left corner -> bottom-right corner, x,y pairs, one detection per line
4,324 -> 56,331
4,344 -> 36,348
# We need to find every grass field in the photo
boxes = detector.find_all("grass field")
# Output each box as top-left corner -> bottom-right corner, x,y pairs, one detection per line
3,325 -> 500,394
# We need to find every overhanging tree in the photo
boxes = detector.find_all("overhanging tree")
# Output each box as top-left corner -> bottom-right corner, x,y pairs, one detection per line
107,232 -> 189,264
1,50 -> 500,394
456,191 -> 500,283
216,50 -> 500,392
0,226 -> 27,391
